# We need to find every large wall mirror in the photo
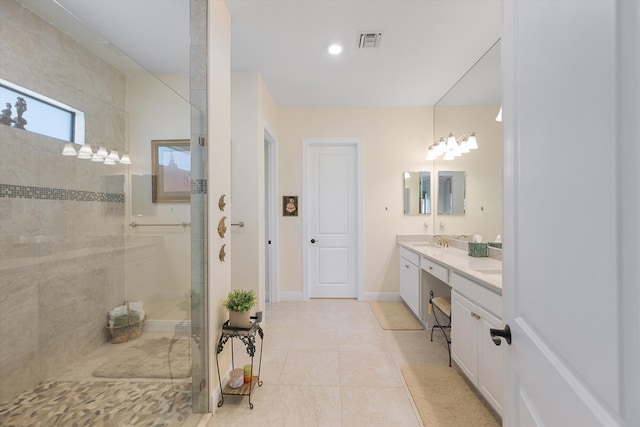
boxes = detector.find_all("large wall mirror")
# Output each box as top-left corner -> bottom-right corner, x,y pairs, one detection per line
433,39 -> 502,241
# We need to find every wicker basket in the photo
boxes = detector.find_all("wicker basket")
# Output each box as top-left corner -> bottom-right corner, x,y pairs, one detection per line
107,301 -> 144,344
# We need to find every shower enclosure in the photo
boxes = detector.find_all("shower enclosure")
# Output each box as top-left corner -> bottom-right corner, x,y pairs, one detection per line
0,0 -> 208,421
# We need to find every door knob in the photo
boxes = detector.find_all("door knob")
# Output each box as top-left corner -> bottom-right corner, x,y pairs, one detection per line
310,238 -> 319,244
489,324 -> 512,346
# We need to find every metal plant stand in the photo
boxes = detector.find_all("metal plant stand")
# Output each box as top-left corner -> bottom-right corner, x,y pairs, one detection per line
215,313 -> 264,409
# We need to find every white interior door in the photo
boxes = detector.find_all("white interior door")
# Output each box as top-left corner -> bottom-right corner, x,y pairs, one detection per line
501,1 -> 638,425
303,138 -> 361,299
264,129 -> 278,303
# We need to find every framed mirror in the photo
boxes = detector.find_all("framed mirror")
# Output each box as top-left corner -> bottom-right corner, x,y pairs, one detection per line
437,171 -> 465,214
403,171 -> 431,215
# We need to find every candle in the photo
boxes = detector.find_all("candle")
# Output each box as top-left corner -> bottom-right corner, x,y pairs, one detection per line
243,364 -> 252,383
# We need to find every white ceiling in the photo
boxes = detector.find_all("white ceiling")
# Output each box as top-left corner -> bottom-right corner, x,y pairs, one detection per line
17,0 -> 502,108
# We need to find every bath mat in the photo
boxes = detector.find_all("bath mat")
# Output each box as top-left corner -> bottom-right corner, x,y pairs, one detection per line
401,366 -> 500,426
93,337 -> 191,379
369,301 -> 424,330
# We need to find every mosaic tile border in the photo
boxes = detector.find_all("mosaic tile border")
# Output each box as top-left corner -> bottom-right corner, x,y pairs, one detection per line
191,179 -> 207,195
0,184 -> 124,203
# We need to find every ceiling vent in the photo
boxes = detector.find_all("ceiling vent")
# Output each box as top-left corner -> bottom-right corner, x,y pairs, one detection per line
358,32 -> 382,49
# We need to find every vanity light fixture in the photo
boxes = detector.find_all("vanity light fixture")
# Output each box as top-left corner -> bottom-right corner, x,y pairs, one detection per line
426,132 -> 478,161
62,142 -> 131,165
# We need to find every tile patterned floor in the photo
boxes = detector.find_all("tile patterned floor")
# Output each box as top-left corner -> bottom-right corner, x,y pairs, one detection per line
0,300 -> 456,427
0,332 -> 201,427
209,299 -> 453,426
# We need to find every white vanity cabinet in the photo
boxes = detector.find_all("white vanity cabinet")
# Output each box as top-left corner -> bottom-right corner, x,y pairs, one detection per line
399,247 -> 421,317
451,273 -> 504,415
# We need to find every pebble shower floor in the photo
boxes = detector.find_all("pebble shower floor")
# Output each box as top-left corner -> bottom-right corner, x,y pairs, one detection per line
0,381 -> 192,426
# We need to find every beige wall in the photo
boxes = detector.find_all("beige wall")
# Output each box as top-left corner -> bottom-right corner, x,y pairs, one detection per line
0,0 -> 126,401
278,107 -> 434,298
434,105 -> 502,241
208,0 -> 232,390
230,72 -> 279,313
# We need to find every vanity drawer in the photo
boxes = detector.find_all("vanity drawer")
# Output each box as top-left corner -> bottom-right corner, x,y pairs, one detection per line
400,247 -> 420,266
421,257 -> 449,284
450,272 -> 502,318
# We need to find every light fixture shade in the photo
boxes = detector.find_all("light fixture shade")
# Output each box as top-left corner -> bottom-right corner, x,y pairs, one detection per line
443,150 -> 455,160
119,153 -> 131,165
96,146 -> 108,158
91,146 -> 106,162
435,139 -> 447,155
107,150 -> 120,162
495,106 -> 502,122
458,139 -> 471,153
467,133 -> 478,149
103,158 -> 116,165
62,143 -> 78,156
77,143 -> 93,160
426,148 -> 438,161
446,133 -> 458,151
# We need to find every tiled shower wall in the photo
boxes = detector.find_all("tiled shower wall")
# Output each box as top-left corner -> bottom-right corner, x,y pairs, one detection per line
0,1 -> 127,402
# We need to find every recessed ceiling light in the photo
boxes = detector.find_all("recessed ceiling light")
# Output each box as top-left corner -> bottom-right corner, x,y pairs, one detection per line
328,43 -> 343,55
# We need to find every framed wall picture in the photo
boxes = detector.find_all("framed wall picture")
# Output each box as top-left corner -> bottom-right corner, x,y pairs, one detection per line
282,195 -> 298,216
151,139 -> 191,203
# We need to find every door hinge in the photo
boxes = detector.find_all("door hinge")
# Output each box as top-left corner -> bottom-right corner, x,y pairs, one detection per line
199,136 -> 205,147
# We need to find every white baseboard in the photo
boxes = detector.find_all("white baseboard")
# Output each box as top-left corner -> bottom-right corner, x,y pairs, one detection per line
276,291 -> 400,302
278,291 -> 304,301
143,319 -> 191,335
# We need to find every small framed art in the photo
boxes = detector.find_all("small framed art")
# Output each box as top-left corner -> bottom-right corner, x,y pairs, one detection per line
151,139 -> 191,203
282,195 -> 298,216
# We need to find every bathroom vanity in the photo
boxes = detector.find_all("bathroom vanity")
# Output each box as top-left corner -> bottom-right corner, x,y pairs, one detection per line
397,236 -> 504,416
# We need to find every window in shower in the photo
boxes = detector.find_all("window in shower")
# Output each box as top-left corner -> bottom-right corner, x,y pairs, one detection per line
0,78 -> 85,144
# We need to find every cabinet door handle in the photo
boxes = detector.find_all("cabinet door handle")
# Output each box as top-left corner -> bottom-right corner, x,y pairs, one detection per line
470,312 -> 480,320
405,264 -> 410,269
428,266 -> 433,270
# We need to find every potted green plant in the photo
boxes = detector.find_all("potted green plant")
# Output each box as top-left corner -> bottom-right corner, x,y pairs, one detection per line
223,289 -> 257,328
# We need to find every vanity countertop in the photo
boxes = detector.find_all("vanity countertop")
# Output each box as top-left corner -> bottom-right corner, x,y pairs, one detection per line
398,238 -> 503,294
